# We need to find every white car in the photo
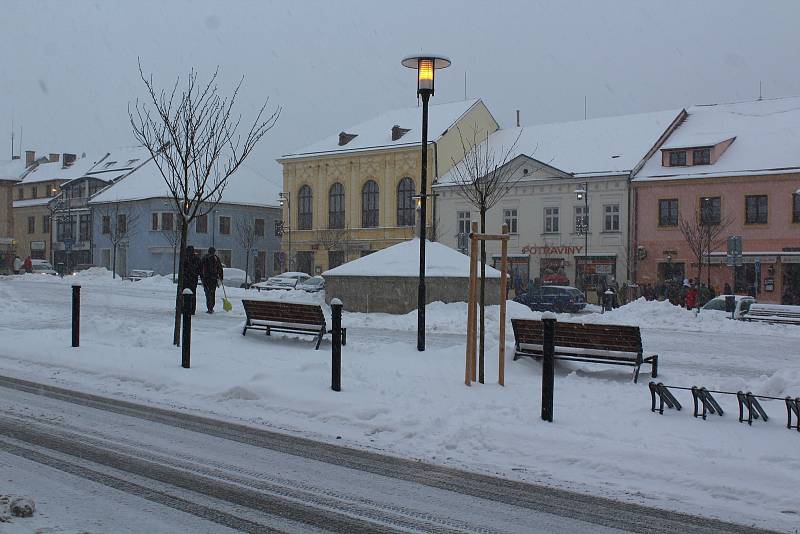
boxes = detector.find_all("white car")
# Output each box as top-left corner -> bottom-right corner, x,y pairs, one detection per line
222,267 -> 252,288
296,275 -> 325,293
30,260 -> 57,275
125,269 -> 155,281
253,272 -> 310,291
701,294 -> 756,319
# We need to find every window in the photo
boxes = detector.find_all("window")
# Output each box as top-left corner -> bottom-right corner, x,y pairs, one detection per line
544,207 -> 559,233
328,250 -> 345,269
273,251 -> 283,273
79,214 -> 91,241
794,193 -> 800,224
196,213 -> 208,234
396,177 -> 415,227
457,211 -> 471,235
102,215 -> 111,235
669,151 -> 687,166
16,188 -> 23,200
298,185 -> 313,230
56,216 -> 75,241
161,212 -> 174,232
218,249 -> 232,267
151,212 -> 159,231
700,197 -> 721,225
604,204 -> 620,232
575,205 -> 588,233
42,215 -> 50,234
31,186 -> 38,199
328,183 -> 345,229
27,216 -> 35,234
219,215 -> 231,234
89,181 -> 103,196
503,208 -> 518,234
117,214 -> 127,235
745,195 -> 768,224
658,199 -> 679,226
693,148 -> 711,165
101,249 -> 111,270
361,180 -> 379,228
254,218 -> 265,237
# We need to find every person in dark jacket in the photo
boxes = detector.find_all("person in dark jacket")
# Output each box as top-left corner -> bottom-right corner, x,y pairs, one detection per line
182,246 -> 201,315
723,282 -> 733,295
200,247 -> 224,313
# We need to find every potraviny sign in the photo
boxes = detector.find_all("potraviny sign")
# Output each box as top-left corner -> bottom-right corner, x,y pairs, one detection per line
521,245 -> 585,255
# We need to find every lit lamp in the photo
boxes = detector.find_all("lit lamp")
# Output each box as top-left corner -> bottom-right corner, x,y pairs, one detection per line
402,54 -> 451,352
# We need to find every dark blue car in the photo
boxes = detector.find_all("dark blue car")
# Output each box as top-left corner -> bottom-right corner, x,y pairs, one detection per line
514,285 -> 587,313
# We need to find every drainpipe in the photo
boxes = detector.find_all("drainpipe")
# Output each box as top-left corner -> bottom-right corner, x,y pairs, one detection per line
431,140 -> 439,241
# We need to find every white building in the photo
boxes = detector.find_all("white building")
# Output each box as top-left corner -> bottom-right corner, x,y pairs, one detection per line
434,109 -> 681,300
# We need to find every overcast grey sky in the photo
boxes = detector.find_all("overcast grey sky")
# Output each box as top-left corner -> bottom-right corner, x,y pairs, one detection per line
1,0 -> 798,183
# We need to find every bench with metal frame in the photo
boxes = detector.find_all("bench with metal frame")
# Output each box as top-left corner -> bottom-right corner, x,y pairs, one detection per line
741,303 -> 800,325
511,318 -> 658,383
241,299 -> 346,350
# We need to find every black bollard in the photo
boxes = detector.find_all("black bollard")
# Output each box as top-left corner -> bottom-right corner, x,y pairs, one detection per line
71,284 -> 81,347
331,298 -> 343,392
181,289 -> 192,368
725,294 -> 736,320
541,312 -> 556,422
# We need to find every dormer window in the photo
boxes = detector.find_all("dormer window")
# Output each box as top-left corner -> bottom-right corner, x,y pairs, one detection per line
693,148 -> 710,165
338,132 -> 357,146
391,125 -> 410,141
668,151 -> 687,166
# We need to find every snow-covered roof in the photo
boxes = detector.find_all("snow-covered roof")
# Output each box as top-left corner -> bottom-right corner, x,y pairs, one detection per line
437,109 -> 681,184
19,155 -> 99,185
89,160 -> 281,208
280,99 -> 485,160
323,238 -> 501,278
634,96 -> 800,181
85,146 -> 151,182
0,158 -> 30,182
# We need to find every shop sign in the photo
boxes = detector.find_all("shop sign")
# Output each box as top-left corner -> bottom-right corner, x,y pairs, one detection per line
30,241 -> 45,251
521,244 -> 584,255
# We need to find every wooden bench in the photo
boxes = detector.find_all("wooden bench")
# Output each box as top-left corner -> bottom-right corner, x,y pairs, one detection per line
511,318 -> 658,383
742,303 -> 800,325
241,299 -> 346,350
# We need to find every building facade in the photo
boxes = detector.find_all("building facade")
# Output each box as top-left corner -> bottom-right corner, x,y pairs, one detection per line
435,109 -> 682,301
632,97 -> 800,304
277,99 -> 498,274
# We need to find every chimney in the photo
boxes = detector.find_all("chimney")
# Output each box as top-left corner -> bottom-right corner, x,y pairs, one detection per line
516,110 -> 520,128
391,125 -> 411,141
49,153 -> 60,163
62,153 -> 77,167
338,132 -> 357,146
25,150 -> 36,167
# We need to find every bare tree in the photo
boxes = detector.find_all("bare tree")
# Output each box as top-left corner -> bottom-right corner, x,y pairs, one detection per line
235,216 -> 257,286
129,61 -> 280,345
99,201 -> 140,279
678,208 -> 733,287
447,125 -> 525,384
160,213 -> 181,283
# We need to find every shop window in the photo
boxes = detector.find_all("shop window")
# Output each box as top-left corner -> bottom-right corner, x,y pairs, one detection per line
745,195 -> 768,224
603,204 -> 619,232
658,199 -> 678,226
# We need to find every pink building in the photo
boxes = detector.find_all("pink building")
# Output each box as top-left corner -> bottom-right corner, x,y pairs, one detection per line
632,97 -> 800,304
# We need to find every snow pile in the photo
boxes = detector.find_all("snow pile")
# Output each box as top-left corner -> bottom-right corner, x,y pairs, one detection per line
0,495 -> 35,521
323,239 -> 501,278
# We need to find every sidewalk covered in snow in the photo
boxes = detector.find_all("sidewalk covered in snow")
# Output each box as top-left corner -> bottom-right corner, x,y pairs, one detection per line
322,239 -> 502,313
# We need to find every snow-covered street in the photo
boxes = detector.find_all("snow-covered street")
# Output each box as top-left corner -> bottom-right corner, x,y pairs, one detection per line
1,271 -> 799,531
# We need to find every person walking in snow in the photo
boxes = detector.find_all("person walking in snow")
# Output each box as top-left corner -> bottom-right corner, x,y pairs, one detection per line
685,280 -> 699,309
22,256 -> 32,273
12,256 -> 22,274
182,246 -> 201,315
200,247 -> 224,314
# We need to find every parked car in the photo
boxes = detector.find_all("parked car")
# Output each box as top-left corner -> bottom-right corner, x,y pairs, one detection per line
701,294 -> 755,319
514,285 -> 587,313
222,267 -> 252,288
253,271 -> 310,291
125,269 -> 155,281
296,275 -> 325,292
30,259 -> 57,275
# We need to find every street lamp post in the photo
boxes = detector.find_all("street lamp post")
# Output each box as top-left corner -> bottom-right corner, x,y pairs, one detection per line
279,192 -> 291,273
575,183 -> 589,291
402,54 -> 451,352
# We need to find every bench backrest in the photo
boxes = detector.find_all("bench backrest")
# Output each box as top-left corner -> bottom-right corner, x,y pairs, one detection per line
242,299 -> 326,328
511,318 -> 642,354
745,303 -> 800,318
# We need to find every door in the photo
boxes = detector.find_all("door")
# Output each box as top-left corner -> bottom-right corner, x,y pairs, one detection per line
116,246 -> 127,278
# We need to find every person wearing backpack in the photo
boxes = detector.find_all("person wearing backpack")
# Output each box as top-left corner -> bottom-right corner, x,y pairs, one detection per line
200,247 -> 223,313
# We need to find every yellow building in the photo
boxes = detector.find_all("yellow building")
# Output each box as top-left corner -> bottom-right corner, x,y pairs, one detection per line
277,99 -> 498,274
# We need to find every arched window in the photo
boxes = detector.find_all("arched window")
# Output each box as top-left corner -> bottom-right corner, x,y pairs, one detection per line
328,183 -> 345,229
396,177 -> 415,227
298,185 -> 313,230
361,180 -> 379,228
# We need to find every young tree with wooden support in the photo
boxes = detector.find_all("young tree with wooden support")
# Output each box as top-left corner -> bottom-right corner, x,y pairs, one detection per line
465,223 -> 510,386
